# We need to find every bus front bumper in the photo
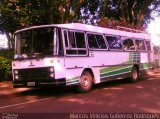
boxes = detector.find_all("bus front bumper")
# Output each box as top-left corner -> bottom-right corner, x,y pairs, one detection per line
13,79 -> 66,88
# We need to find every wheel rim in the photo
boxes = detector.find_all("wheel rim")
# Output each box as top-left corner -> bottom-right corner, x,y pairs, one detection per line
132,68 -> 138,80
80,75 -> 91,88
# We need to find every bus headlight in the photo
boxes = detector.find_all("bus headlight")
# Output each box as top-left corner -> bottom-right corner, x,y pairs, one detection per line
14,70 -> 18,74
50,67 -> 54,72
50,73 -> 55,78
15,75 -> 19,80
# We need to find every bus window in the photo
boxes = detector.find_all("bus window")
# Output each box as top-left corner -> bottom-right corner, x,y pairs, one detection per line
95,34 -> 107,49
57,28 -> 64,55
68,31 -> 76,48
64,30 -> 69,47
135,39 -> 146,51
106,36 -> 122,50
146,41 -> 151,51
87,34 -> 99,49
75,32 -> 86,48
122,38 -> 135,51
63,30 -> 87,55
87,33 -> 106,49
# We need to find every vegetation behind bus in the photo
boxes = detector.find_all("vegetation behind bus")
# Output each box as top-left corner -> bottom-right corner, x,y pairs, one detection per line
0,56 -> 12,81
0,49 -> 13,81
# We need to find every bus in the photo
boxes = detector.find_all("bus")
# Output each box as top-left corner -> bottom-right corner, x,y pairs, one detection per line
12,23 -> 153,93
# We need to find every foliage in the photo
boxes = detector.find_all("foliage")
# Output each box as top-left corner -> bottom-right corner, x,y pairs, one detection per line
98,17 -> 145,31
0,56 -> 12,80
153,46 -> 160,55
0,0 -> 83,28
0,0 -> 84,49
100,0 -> 160,27
0,49 -> 13,59
1,0 -> 160,32
80,0 -> 102,24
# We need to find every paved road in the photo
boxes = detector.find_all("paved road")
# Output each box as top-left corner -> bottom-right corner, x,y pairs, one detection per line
0,69 -> 160,118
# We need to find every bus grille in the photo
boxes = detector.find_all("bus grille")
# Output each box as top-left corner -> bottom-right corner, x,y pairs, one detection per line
18,67 -> 51,81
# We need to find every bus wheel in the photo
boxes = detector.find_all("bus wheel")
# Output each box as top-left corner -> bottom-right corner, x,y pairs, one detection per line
78,71 -> 93,93
130,66 -> 139,82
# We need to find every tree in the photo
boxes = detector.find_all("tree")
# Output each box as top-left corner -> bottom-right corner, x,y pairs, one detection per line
80,0 -> 102,24
0,0 -> 20,49
153,46 -> 160,55
57,0 -> 83,23
0,0 -> 84,48
100,0 -> 160,27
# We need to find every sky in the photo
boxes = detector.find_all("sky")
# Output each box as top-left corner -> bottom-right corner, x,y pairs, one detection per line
0,33 -> 8,49
147,17 -> 160,46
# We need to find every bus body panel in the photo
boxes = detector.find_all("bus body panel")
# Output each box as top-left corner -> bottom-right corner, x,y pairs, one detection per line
64,50 -> 154,86
64,57 -> 101,85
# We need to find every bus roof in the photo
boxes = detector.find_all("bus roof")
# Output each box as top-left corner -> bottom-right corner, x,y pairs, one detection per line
15,23 -> 151,40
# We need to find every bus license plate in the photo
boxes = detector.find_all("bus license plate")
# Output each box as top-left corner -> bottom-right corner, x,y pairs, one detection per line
27,82 -> 35,86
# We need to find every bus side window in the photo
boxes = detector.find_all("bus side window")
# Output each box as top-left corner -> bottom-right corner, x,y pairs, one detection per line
64,30 -> 69,48
106,36 -> 122,50
95,34 -> 107,49
64,30 -> 87,55
68,31 -> 76,48
75,32 -> 86,48
128,39 -> 135,50
87,34 -> 99,49
57,28 -> 64,55
122,38 -> 135,50
122,40 -> 129,50
146,41 -> 151,51
135,39 -> 146,50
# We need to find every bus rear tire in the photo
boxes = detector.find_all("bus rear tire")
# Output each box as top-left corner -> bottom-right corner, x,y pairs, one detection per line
130,66 -> 139,83
78,71 -> 93,93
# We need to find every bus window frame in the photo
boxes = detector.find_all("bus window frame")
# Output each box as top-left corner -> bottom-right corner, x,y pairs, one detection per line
62,29 -> 88,56
86,32 -> 108,51
54,28 -> 58,55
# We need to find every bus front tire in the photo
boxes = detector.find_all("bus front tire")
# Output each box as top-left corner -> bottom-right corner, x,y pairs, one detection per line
78,71 -> 93,93
130,66 -> 139,83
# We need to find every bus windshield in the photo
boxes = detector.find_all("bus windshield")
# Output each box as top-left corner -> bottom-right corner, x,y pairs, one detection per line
14,27 -> 54,59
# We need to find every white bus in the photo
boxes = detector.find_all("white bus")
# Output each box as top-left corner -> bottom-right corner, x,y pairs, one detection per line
12,23 -> 153,92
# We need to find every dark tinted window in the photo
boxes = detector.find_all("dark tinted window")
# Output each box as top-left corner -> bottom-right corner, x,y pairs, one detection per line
95,35 -> 107,49
87,34 -> 106,49
88,34 -> 99,49
57,28 -> 63,55
75,32 -> 85,48
15,27 -> 54,59
135,39 -> 146,50
106,36 -> 122,50
68,31 -> 76,48
146,41 -> 151,51
122,38 -> 135,50
64,30 -> 68,47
